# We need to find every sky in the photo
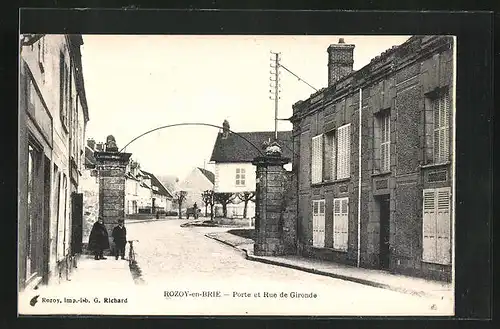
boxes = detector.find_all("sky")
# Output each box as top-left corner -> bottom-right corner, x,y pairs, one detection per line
81,35 -> 410,181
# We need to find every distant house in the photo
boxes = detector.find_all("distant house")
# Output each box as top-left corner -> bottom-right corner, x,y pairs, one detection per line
179,167 -> 215,214
141,170 -> 174,214
209,121 -> 293,218
124,159 -> 174,215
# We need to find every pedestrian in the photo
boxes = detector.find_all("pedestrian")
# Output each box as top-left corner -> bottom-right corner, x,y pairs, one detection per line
156,211 -> 159,220
88,216 -> 110,260
193,202 -> 198,219
112,219 -> 127,260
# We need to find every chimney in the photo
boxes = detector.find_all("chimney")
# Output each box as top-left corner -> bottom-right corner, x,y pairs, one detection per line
327,38 -> 355,86
222,119 -> 230,139
87,138 -> 96,150
95,143 -> 104,152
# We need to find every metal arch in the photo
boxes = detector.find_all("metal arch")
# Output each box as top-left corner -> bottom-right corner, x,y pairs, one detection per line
118,122 -> 265,155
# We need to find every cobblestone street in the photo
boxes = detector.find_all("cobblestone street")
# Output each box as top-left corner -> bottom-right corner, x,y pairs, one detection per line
125,219 -> 453,316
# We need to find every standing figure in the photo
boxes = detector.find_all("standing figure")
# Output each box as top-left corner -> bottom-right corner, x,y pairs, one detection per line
193,202 -> 198,219
88,217 -> 110,260
112,219 -> 127,260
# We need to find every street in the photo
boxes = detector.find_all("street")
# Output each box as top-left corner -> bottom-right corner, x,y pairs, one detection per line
125,219 -> 453,316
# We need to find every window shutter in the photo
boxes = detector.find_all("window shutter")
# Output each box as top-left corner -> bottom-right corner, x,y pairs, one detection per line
333,199 -> 341,250
442,92 -> 450,162
312,201 -> 318,247
336,124 -> 350,179
331,133 -> 337,180
333,198 -> 348,251
311,135 -> 323,184
422,189 -> 437,262
436,188 -> 451,264
341,198 -> 349,251
318,200 -> 325,247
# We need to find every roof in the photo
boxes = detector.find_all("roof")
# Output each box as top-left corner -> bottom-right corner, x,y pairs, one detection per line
210,130 -> 293,163
85,146 -> 96,166
197,167 -> 215,184
140,170 -> 174,198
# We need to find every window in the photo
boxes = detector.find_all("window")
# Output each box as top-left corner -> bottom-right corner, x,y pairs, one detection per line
323,131 -> 336,181
425,90 -> 451,165
59,53 -> 69,131
235,168 -> 246,186
312,199 -> 325,247
26,143 -> 41,279
311,135 -> 323,184
374,110 -> 391,173
336,124 -> 351,179
37,37 -> 45,75
433,91 -> 450,164
333,197 -> 349,251
422,187 -> 451,265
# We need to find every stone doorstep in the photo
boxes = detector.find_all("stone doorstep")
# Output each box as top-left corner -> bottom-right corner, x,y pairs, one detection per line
204,234 -> 452,301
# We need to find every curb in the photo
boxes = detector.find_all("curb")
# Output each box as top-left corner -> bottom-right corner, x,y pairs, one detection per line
204,234 -> 446,300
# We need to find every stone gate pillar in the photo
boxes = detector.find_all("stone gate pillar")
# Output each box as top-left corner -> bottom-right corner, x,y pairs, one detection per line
252,142 -> 290,256
94,136 -> 132,252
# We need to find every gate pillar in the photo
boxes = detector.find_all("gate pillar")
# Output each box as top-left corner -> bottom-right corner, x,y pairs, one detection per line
94,136 -> 132,253
252,141 -> 290,256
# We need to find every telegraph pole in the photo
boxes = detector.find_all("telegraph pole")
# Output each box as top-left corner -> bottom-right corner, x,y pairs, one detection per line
269,51 -> 281,141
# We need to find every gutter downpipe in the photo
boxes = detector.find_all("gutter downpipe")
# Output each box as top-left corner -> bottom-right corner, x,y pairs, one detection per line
357,88 -> 362,268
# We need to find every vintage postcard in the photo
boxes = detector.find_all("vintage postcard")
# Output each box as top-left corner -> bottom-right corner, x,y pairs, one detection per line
18,32 -> 456,316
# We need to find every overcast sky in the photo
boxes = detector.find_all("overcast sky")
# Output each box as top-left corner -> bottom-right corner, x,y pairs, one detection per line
81,35 -> 410,181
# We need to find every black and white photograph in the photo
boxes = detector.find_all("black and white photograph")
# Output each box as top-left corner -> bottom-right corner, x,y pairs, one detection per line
18,30 -> 457,316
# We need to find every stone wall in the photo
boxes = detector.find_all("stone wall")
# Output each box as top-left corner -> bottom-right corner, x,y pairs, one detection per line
80,168 -> 99,243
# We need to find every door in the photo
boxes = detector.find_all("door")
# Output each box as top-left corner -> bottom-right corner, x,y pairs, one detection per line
379,195 -> 390,270
71,193 -> 83,254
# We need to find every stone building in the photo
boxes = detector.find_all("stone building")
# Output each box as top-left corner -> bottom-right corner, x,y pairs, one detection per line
19,34 -> 89,291
290,36 -> 454,281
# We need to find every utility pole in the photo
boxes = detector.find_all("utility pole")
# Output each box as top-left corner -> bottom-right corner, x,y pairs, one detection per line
269,51 -> 281,141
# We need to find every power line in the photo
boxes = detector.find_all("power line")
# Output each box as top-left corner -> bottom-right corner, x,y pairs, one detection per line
279,63 -> 318,92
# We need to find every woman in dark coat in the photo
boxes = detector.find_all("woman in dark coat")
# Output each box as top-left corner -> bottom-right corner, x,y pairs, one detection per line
88,217 -> 110,260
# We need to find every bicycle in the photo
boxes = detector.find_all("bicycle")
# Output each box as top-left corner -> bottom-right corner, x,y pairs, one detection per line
127,240 -> 139,265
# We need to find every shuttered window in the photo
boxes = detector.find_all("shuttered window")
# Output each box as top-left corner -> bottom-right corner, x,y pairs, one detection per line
433,91 -> 450,164
312,199 -> 325,247
380,113 -> 391,172
333,197 -> 349,251
422,187 -> 451,264
311,135 -> 323,184
336,124 -> 351,179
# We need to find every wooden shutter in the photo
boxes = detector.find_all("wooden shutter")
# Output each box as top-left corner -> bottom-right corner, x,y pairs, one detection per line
312,201 -> 318,247
333,197 -> 348,251
333,199 -> 341,249
331,133 -> 337,180
422,189 -> 437,262
381,114 -> 390,172
318,200 -> 325,247
337,124 -> 351,179
340,198 -> 349,250
311,135 -> 323,184
436,187 -> 451,264
442,92 -> 450,162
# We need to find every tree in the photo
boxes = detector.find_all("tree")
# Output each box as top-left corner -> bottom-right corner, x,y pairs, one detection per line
173,190 -> 187,219
201,190 -> 215,219
236,192 -> 256,219
213,192 -> 234,218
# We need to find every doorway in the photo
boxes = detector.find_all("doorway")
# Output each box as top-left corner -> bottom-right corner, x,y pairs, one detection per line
378,195 -> 390,270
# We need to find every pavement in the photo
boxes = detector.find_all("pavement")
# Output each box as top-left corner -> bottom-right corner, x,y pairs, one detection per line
205,231 -> 454,301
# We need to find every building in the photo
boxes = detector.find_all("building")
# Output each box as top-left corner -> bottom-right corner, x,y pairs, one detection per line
290,36 -> 454,281
140,170 -> 174,214
178,167 -> 215,215
209,122 -> 293,218
82,140 -> 173,219
19,34 -> 89,291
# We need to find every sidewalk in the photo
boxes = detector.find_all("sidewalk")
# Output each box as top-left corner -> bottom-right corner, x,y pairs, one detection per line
21,255 -> 135,298
205,231 -> 453,301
